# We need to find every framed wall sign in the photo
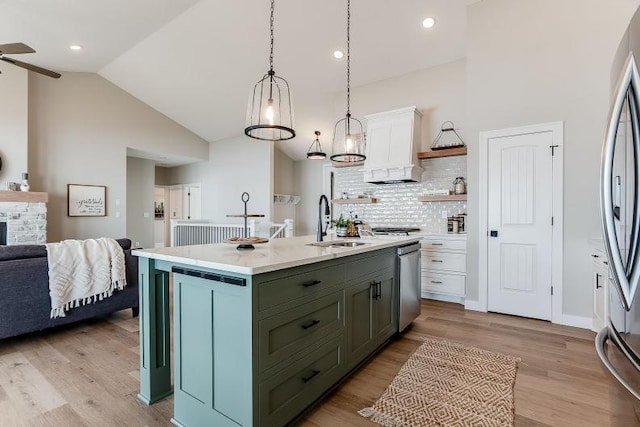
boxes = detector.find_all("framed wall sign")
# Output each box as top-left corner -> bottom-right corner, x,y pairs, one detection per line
67,184 -> 106,217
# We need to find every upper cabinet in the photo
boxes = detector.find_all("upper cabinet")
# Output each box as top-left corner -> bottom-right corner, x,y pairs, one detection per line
363,106 -> 423,184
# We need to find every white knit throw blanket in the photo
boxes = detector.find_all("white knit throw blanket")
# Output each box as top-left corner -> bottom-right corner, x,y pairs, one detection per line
46,238 -> 127,318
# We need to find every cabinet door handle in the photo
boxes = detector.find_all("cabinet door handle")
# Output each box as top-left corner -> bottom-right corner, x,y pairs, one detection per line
604,261 -> 609,265
301,319 -> 321,330
302,369 -> 321,383
431,259 -> 443,263
596,274 -> 603,289
302,280 -> 321,288
431,280 -> 443,284
377,281 -> 382,300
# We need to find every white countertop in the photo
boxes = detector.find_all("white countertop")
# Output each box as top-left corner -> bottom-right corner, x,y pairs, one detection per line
132,235 -> 421,275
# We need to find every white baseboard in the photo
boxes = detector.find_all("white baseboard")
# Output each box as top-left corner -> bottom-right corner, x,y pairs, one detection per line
559,314 -> 593,330
421,291 -> 464,305
464,299 -> 486,312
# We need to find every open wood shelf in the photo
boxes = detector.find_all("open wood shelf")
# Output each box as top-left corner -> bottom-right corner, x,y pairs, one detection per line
417,146 -> 467,159
332,197 -> 378,204
418,194 -> 467,202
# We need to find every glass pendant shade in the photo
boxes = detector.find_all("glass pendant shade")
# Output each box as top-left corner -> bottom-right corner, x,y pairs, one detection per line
331,114 -> 366,162
307,130 -> 326,160
245,70 -> 295,141
244,0 -> 295,142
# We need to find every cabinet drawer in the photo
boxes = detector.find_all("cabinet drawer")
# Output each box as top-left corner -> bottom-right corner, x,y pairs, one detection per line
422,271 -> 466,297
259,291 -> 344,373
258,264 -> 344,311
346,250 -> 395,281
259,335 -> 345,427
422,252 -> 466,272
421,239 -> 466,252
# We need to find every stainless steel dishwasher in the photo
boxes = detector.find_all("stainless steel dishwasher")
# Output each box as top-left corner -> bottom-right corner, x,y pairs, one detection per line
398,242 -> 421,332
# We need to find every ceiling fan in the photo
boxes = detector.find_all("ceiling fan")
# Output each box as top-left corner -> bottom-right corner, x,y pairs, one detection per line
0,43 -> 61,79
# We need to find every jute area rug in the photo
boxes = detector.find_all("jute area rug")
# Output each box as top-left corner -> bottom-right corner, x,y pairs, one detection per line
359,337 -> 520,427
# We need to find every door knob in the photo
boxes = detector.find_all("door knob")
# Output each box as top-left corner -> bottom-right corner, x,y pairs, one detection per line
490,230 -> 499,237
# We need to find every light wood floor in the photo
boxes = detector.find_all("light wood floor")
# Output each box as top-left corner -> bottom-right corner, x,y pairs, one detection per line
0,300 -> 635,426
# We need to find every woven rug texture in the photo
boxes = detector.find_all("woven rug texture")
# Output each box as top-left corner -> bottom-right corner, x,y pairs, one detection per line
359,337 -> 520,427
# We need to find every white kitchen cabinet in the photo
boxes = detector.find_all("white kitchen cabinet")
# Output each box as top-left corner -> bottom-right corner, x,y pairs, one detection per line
591,241 -> 608,332
421,235 -> 466,304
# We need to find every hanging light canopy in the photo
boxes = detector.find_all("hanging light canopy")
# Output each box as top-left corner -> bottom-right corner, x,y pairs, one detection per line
306,131 -> 327,160
331,0 -> 366,163
245,0 -> 295,141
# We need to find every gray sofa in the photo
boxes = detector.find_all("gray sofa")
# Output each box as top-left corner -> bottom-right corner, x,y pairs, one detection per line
0,238 -> 139,340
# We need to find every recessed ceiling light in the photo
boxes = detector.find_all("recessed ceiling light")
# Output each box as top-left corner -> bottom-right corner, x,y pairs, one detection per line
69,44 -> 83,51
422,17 -> 436,29
333,50 -> 344,59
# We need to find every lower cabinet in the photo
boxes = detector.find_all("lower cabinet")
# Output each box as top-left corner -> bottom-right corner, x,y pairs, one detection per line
591,245 -> 608,331
346,268 -> 396,370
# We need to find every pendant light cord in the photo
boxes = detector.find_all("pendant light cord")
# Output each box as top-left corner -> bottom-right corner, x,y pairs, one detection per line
346,0 -> 351,116
269,0 -> 275,72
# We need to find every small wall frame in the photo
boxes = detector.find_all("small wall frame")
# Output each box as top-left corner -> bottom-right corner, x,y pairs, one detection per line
67,184 -> 106,217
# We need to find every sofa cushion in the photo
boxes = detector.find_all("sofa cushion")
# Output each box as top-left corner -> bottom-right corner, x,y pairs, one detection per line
0,245 -> 47,261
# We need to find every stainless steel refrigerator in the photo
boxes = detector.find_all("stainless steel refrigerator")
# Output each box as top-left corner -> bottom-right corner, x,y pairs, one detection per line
598,35 -> 640,425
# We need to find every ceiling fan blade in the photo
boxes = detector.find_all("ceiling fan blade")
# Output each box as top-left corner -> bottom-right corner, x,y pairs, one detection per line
0,57 -> 61,79
0,43 -> 35,55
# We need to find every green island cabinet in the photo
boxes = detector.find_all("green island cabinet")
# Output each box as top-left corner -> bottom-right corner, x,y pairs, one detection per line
137,245 -> 402,427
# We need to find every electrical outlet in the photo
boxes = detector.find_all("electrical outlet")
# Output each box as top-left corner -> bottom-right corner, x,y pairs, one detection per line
143,212 -> 150,218
441,210 -> 448,219
115,211 -> 121,218
135,242 -> 140,247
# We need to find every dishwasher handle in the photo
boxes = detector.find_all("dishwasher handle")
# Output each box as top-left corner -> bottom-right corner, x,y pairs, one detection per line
397,243 -> 421,255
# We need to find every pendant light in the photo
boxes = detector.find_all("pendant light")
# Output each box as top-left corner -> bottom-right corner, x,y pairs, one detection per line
245,0 -> 295,141
331,0 -> 366,163
306,131 -> 327,160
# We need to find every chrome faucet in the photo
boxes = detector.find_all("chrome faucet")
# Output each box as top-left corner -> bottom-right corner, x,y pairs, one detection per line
317,195 -> 330,242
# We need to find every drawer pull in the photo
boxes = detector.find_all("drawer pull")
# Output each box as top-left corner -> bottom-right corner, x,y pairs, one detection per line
301,319 -> 321,330
604,261 -> 609,265
302,280 -> 322,288
431,280 -> 443,284
592,254 -> 599,258
431,243 -> 443,246
431,259 -> 443,263
302,369 -> 321,383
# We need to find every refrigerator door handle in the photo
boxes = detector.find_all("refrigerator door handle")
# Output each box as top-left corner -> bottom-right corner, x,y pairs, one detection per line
596,328 -> 640,401
601,52 -> 640,311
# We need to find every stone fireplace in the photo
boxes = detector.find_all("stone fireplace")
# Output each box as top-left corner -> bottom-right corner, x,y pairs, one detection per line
0,191 -> 48,245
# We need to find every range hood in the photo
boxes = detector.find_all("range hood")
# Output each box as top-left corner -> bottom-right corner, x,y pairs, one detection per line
362,106 -> 423,184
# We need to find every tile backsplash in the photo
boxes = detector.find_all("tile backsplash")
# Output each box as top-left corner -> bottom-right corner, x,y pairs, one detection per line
333,157 -> 467,234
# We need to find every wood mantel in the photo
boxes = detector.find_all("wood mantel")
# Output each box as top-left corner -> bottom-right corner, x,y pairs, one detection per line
0,191 -> 48,203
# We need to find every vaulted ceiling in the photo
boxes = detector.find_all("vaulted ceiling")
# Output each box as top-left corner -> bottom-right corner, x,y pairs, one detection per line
0,0 -> 477,161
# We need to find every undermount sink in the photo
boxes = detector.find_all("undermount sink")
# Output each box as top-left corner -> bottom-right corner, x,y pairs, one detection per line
307,241 -> 369,248
330,241 -> 368,248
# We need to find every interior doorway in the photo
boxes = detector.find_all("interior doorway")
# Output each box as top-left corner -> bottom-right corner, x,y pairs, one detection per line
478,122 -> 563,322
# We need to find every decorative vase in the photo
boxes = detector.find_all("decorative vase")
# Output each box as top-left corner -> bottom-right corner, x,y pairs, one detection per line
336,226 -> 347,237
20,173 -> 30,192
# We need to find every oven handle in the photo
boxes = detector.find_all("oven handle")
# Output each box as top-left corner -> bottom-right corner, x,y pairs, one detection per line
595,328 -> 640,401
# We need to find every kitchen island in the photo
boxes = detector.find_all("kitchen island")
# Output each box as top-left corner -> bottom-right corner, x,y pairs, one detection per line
133,234 -> 420,427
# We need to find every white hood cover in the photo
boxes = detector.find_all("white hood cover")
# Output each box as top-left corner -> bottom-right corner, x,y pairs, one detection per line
362,107 -> 424,184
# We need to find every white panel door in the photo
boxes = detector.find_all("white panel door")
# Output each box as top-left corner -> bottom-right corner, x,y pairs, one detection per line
487,131 -> 554,320
169,187 -> 183,220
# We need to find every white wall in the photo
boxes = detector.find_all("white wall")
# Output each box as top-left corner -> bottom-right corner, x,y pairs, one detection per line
465,0 -> 640,317
28,72 -> 208,242
342,60 -> 467,150
274,147 -> 295,195
0,66 -> 28,188
126,157 -> 155,248
168,136 -> 274,223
